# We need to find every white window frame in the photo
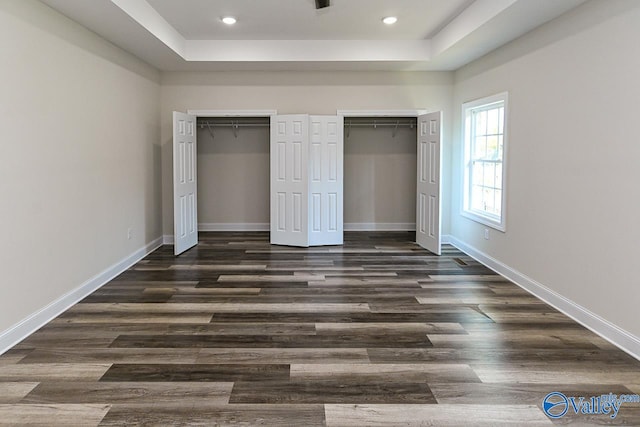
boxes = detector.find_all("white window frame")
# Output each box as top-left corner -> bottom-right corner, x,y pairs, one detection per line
461,92 -> 509,232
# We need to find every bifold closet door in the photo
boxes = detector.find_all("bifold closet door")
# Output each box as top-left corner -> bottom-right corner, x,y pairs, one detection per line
270,115 -> 344,247
416,111 -> 442,255
270,115 -> 310,247
173,111 -> 198,255
308,116 -> 344,246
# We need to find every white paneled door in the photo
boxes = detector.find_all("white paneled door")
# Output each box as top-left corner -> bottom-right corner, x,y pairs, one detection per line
416,112 -> 442,255
173,112 -> 198,255
270,115 -> 344,247
270,115 -> 309,247
308,116 -> 344,246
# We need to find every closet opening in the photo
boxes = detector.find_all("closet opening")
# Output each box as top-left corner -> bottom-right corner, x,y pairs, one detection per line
175,110 -> 438,254
343,117 -> 418,231
196,116 -> 271,231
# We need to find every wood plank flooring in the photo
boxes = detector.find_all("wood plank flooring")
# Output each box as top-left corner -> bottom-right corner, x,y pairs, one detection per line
1,231 -> 639,425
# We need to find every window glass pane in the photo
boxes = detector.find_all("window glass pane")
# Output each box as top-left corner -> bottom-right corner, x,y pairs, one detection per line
487,135 -> 499,160
472,161 -> 483,186
474,136 -> 487,159
495,163 -> 502,191
498,135 -> 504,159
483,162 -> 494,188
471,185 -> 484,211
498,107 -> 504,134
495,189 -> 502,215
487,108 -> 499,135
483,188 -> 495,213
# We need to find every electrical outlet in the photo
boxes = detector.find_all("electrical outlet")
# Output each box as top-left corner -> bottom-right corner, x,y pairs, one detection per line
484,228 -> 490,240
127,228 -> 132,240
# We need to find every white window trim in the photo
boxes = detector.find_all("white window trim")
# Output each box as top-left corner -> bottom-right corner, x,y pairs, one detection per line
461,92 -> 509,232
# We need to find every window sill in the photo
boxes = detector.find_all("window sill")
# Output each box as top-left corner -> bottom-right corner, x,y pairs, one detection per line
461,210 -> 506,232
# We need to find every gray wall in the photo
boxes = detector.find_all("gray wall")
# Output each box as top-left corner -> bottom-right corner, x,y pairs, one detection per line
160,71 -> 454,235
345,126 -> 417,227
197,126 -> 270,225
0,1 -> 161,332
451,0 -> 640,338
196,124 -> 418,228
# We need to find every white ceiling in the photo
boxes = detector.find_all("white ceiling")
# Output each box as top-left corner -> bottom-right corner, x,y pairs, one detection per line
39,0 -> 587,71
145,0 -> 474,40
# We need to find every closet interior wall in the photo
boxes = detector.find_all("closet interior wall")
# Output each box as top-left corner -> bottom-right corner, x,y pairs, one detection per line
344,117 -> 418,230
196,117 -> 270,229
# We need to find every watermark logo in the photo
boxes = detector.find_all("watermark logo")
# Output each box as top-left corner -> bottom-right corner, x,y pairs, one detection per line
542,392 -> 640,419
543,392 -> 569,418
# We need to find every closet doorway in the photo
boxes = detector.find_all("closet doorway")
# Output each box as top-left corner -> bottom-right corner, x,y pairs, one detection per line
342,116 -> 418,231
172,109 -> 439,255
338,110 -> 442,255
172,110 -> 275,255
172,110 -> 345,254
197,116 -> 270,233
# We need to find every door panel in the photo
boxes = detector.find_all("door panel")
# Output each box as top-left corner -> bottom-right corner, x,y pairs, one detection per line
270,115 -> 309,247
308,115 -> 344,246
416,112 -> 441,255
173,111 -> 198,255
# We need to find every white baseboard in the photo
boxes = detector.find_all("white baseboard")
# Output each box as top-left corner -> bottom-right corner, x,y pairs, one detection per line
163,224 -> 417,241
0,236 -> 163,355
345,223 -> 416,231
199,223 -> 269,232
441,234 -> 452,245
447,235 -> 640,361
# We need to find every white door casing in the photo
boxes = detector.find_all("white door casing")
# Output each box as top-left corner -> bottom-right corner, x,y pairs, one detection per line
270,115 -> 309,247
173,111 -> 198,255
308,116 -> 344,246
416,112 -> 441,255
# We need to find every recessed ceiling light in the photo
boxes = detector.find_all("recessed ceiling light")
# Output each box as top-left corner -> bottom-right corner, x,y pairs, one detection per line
222,16 -> 237,25
382,16 -> 397,25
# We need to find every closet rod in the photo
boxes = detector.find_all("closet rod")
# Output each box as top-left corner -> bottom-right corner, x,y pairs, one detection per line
343,122 -> 416,128
197,122 -> 269,128
198,121 -> 416,128
199,124 -> 416,128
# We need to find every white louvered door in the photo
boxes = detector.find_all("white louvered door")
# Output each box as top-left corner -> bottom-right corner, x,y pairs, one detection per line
173,112 -> 198,255
416,112 -> 442,255
270,115 -> 309,247
308,116 -> 344,246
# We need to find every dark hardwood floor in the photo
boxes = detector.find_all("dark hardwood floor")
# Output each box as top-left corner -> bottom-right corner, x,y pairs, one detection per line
1,232 -> 639,425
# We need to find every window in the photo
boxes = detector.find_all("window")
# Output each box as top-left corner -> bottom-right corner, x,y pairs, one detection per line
462,92 -> 508,231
